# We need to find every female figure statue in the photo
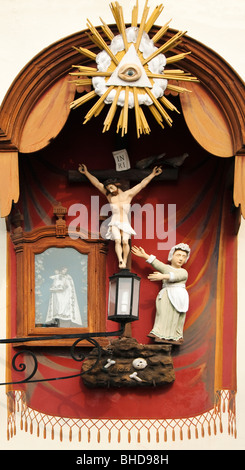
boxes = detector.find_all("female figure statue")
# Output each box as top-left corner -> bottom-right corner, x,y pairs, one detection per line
131,243 -> 191,344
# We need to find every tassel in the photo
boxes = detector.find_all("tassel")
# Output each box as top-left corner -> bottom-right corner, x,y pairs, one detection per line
156,429 -> 159,443
69,428 -> 73,442
25,419 -> 28,433
208,423 -> 211,436
97,430 -> 100,443
60,427 -> 63,441
78,428 -> 82,442
201,424 -> 205,438
137,430 -> 140,443
108,429 -> 111,443
220,421 -> 223,434
164,429 -> 167,442
214,421 -> 217,435
188,427 -> 191,439
51,426 -> 54,440
128,430 -> 131,443
118,429 -> 121,443
172,429 -> 175,441
30,421 -> 33,435
20,417 -> 23,430
43,425 -> 47,439
88,429 -> 91,442
195,427 -> 198,439
180,428 -> 183,440
147,429 -> 151,442
37,423 -> 40,437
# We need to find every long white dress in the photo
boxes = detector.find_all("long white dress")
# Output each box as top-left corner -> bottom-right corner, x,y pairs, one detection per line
46,273 -> 82,326
147,256 -> 189,341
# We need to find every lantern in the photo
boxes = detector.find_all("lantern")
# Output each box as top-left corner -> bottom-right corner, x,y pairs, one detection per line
108,269 -> 141,323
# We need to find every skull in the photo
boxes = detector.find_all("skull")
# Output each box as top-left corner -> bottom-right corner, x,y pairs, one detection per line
132,357 -> 147,370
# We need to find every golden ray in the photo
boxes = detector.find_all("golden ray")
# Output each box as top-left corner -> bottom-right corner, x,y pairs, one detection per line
86,19 -> 119,65
145,87 -> 173,126
117,107 -> 124,134
142,30 -> 187,65
135,0 -> 150,51
109,3 -> 121,32
144,4 -> 164,33
133,88 -> 142,138
151,20 -> 171,43
85,31 -> 103,51
119,5 -> 129,52
111,2 -> 129,51
121,86 -> 129,136
72,46 -> 97,61
83,86 -> 114,123
131,0 -> 139,27
99,18 -> 114,41
70,90 -> 97,110
103,86 -> 122,132
148,105 -> 165,129
160,95 -> 180,114
166,83 -> 192,93
139,107 -> 151,134
147,71 -> 199,82
94,101 -> 106,117
166,51 -> 191,64
70,70 -> 112,77
69,78 -> 93,86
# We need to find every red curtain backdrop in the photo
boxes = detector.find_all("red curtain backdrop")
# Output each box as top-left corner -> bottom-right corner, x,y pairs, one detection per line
8,101 -> 237,424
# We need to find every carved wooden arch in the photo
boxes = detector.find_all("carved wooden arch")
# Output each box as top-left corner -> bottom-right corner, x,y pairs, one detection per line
0,25 -> 244,217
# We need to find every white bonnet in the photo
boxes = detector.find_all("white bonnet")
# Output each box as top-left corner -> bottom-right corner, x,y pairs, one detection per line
168,243 -> 191,263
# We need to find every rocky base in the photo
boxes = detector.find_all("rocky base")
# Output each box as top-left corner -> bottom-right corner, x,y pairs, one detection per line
82,336 -> 175,388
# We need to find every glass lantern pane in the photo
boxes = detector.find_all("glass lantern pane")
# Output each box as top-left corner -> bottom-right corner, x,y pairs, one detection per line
131,279 -> 140,317
117,277 -> 132,315
108,279 -> 117,316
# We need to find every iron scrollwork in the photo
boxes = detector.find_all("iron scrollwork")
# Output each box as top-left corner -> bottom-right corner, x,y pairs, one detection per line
0,325 -> 125,386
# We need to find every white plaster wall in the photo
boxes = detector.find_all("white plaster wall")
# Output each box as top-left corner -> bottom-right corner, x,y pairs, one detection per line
0,0 -> 244,451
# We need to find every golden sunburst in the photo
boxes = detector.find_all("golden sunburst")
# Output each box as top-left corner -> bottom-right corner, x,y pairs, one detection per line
70,1 -> 198,138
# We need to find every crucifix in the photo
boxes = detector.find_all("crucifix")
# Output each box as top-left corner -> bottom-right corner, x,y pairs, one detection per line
68,150 -> 179,270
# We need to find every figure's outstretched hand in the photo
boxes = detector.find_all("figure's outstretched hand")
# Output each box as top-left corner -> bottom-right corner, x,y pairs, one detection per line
131,246 -> 149,260
78,163 -> 88,174
152,166 -> 162,176
148,271 -> 166,282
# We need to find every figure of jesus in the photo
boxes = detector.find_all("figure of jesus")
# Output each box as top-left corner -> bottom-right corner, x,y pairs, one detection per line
78,163 -> 162,269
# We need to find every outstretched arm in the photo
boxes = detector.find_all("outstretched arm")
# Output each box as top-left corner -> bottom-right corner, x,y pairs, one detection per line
131,246 -> 150,260
131,246 -> 171,280
78,164 -> 107,195
127,166 -> 162,199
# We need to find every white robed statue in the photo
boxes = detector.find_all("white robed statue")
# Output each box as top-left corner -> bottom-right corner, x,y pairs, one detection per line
46,267 -> 82,327
131,243 -> 191,345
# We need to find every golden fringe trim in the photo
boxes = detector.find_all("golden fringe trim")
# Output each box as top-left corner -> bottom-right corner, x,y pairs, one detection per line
7,390 -> 237,443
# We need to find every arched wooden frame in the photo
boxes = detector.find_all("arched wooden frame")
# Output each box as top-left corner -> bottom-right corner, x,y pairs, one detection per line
11,225 -> 108,347
0,25 -> 244,217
